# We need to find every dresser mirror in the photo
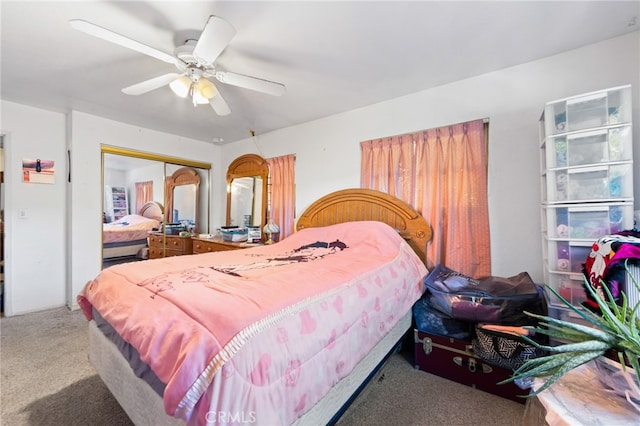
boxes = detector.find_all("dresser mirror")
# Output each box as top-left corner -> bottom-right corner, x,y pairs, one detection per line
101,146 -> 211,268
226,154 -> 269,229
165,165 -> 201,232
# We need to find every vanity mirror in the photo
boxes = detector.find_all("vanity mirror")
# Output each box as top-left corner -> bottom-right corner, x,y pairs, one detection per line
165,166 -> 201,232
226,154 -> 268,230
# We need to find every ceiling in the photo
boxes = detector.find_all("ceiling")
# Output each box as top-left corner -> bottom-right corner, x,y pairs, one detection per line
1,1 -> 639,145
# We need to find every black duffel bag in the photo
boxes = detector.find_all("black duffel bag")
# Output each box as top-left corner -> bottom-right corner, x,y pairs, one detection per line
472,324 -> 547,370
423,264 -> 547,325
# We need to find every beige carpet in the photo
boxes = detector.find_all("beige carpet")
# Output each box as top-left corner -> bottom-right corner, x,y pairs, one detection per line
1,307 -> 525,425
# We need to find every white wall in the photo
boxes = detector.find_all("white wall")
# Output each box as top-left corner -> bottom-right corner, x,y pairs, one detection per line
68,112 -> 222,311
1,102 -> 67,314
222,31 -> 640,283
1,105 -> 222,315
1,31 -> 638,315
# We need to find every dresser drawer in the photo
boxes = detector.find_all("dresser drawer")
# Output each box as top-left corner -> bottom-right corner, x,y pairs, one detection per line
148,246 -> 163,259
193,240 -> 239,253
193,237 -> 246,253
165,236 -> 188,251
147,234 -> 193,256
164,249 -> 186,257
147,234 -> 163,247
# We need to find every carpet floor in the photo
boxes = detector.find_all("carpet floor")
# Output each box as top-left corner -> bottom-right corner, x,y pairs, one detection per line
1,307 -> 526,425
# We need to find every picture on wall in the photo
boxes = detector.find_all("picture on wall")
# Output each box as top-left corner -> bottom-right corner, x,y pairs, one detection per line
22,158 -> 55,184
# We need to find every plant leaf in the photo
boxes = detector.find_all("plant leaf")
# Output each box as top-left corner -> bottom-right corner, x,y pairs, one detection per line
527,350 -> 604,397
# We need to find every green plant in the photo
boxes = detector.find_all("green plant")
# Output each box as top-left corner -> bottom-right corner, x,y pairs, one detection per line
502,261 -> 640,397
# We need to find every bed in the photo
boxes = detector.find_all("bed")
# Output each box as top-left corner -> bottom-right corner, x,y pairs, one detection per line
81,188 -> 432,425
102,201 -> 163,260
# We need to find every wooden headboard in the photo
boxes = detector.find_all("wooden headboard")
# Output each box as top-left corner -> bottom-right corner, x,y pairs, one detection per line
139,201 -> 164,222
296,188 -> 432,265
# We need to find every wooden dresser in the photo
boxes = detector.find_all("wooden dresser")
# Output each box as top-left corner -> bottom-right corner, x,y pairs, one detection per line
148,232 -> 193,259
192,236 -> 250,254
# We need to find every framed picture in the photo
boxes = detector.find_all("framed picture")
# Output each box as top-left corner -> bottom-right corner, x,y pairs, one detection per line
22,158 -> 55,184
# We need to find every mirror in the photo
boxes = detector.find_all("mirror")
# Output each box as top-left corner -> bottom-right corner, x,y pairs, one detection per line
101,147 -> 211,268
229,176 -> 263,227
226,154 -> 269,230
165,166 -> 200,233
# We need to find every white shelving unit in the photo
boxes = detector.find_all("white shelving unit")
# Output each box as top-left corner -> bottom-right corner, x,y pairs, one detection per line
539,85 -> 634,321
104,185 -> 129,223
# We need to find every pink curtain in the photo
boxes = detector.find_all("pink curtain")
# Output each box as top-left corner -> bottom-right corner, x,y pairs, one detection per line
361,119 -> 490,278
360,134 -> 415,204
267,154 -> 295,240
135,181 -> 153,214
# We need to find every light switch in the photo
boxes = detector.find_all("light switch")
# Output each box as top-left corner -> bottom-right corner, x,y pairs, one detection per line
19,209 -> 27,218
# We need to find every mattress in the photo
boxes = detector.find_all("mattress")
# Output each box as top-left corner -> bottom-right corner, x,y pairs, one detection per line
103,238 -> 148,249
102,239 -> 148,260
103,214 -> 159,244
88,311 -> 413,426
81,221 -> 427,424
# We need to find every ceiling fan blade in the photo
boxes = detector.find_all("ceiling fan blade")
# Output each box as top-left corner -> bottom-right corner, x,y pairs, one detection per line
215,71 -> 285,96
209,89 -> 231,116
69,19 -> 178,65
192,15 -> 236,64
122,73 -> 181,95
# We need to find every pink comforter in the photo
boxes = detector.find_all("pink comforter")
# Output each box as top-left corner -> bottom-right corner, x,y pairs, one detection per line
102,214 -> 159,244
79,221 -> 427,424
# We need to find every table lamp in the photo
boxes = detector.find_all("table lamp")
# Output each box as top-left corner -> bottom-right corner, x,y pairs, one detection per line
263,220 -> 280,245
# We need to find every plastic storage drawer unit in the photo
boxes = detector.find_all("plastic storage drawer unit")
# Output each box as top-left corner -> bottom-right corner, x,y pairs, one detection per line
547,126 -> 631,169
550,240 -> 592,274
545,87 -> 632,137
545,203 -> 634,239
548,163 -> 633,202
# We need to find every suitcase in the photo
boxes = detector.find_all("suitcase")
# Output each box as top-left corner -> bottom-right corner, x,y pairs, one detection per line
413,329 -> 530,404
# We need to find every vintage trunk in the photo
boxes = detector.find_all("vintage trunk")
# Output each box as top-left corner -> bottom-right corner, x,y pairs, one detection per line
413,329 -> 530,403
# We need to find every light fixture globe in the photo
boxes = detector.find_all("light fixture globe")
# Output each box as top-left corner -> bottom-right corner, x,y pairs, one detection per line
192,90 -> 210,105
169,67 -> 217,106
197,78 -> 217,99
169,76 -> 191,98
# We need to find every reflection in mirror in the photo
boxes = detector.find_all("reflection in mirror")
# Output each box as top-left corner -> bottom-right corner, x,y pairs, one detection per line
173,185 -> 196,224
165,165 -> 201,233
102,153 -> 165,268
229,176 -> 263,227
101,147 -> 211,268
226,154 -> 269,231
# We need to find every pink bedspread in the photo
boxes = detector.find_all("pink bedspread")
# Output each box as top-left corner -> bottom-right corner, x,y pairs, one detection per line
102,214 -> 159,244
79,221 -> 427,424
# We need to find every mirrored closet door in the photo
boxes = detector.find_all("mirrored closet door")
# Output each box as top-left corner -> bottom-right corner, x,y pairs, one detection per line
101,146 -> 211,268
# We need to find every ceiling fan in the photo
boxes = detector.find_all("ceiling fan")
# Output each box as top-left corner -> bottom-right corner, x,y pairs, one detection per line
69,15 -> 285,116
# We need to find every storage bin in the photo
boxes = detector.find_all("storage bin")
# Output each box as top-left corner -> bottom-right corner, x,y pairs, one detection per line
547,305 -> 592,328
549,241 -> 591,274
548,163 -> 633,202
544,271 -> 588,307
220,228 -> 249,242
544,203 -> 634,239
544,86 -> 632,137
546,126 -> 632,168
164,223 -> 186,235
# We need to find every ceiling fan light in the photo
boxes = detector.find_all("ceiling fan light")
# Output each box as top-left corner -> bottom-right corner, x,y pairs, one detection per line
192,90 -> 210,105
197,78 -> 217,99
169,76 -> 191,98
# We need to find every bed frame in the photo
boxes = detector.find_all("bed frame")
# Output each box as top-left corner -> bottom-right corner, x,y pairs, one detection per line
102,201 -> 164,260
89,188 -> 431,425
